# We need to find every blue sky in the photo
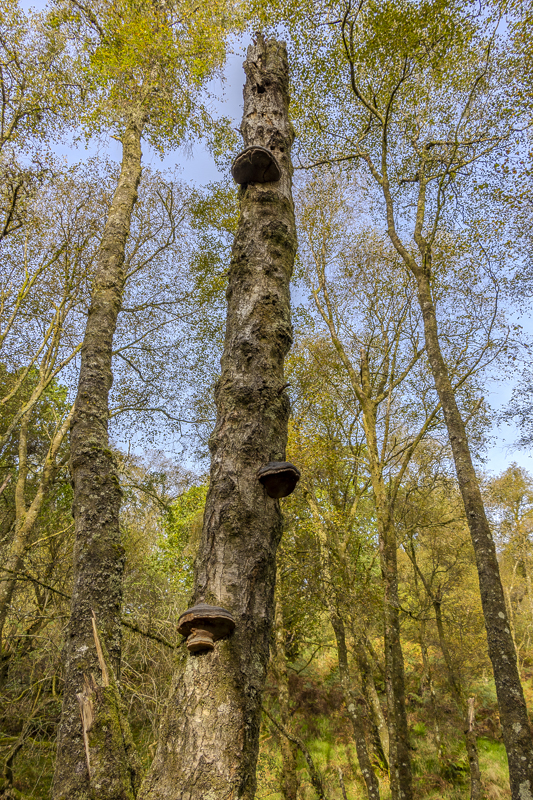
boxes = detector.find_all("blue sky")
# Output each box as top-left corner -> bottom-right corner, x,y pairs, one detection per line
18,0 -> 533,478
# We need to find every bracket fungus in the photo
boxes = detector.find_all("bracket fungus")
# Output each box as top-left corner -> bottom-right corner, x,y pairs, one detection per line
177,604 -> 236,654
231,146 -> 281,184
257,461 -> 301,499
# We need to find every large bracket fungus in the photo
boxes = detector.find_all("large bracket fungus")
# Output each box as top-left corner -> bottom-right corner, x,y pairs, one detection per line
257,461 -> 301,499
177,604 -> 236,654
231,146 -> 281,185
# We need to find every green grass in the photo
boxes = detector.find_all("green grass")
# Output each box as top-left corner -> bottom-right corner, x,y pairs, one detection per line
256,723 -> 511,800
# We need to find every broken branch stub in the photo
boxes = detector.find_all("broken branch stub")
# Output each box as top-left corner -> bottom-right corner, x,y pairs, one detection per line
177,604 -> 236,653
231,146 -> 281,184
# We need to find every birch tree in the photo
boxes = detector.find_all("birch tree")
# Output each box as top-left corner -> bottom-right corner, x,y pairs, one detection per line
49,2 -> 234,796
260,1 -> 533,794
138,34 -> 297,800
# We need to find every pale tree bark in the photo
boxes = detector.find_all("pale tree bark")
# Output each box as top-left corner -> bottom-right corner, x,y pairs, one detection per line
263,707 -> 329,800
412,260 -> 533,800
433,593 -> 482,800
334,24 -> 533,795
379,512 -> 412,800
0,404 -> 73,652
417,619 -> 443,758
138,35 -> 297,800
354,640 -> 389,768
271,592 -> 299,800
306,490 -> 381,800
330,614 -> 381,800
52,119 -> 144,800
306,279 -> 417,800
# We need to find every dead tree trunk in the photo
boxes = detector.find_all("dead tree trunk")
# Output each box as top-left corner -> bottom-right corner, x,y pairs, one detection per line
52,119 -> 144,800
138,35 -> 297,800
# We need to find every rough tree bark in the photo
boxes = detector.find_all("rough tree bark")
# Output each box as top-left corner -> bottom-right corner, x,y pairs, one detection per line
412,263 -> 533,800
52,119 -> 144,800
138,35 -> 297,800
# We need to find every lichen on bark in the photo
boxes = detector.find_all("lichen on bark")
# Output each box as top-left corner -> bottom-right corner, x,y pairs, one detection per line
138,35 -> 297,800
52,121 -> 144,800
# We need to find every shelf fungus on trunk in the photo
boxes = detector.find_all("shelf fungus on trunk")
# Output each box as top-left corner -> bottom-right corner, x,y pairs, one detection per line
257,462 -> 300,499
177,604 -> 236,654
231,146 -> 281,185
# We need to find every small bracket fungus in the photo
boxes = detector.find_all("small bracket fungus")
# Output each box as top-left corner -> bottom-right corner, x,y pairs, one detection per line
231,146 -> 281,184
177,604 -> 236,654
257,461 -> 301,499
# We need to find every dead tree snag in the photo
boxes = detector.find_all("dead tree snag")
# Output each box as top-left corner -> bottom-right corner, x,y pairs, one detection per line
138,35 -> 297,800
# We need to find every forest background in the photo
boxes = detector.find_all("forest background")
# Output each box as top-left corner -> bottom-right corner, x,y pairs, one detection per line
1,0 -> 533,798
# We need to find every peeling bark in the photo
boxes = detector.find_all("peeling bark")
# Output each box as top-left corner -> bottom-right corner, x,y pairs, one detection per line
52,120 -> 144,800
76,616 -> 141,800
138,35 -> 296,800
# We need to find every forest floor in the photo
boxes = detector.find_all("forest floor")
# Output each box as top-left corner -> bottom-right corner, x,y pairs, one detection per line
2,649 -> 524,799
257,649 -> 516,800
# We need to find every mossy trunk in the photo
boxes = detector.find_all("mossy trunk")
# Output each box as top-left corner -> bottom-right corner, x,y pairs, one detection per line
355,639 -> 389,767
415,267 -> 533,800
358,391 -> 412,800
52,120 -> 143,800
138,35 -> 296,800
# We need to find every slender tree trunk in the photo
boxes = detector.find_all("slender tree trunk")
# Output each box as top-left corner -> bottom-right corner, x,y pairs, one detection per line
355,641 -> 389,767
272,592 -> 299,800
138,35 -> 297,800
308,227 -> 415,800
306,490 -> 383,796
330,614 -> 381,800
433,597 -> 482,800
358,386 -> 412,800
415,267 -> 533,800
0,405 -> 73,649
52,119 -> 144,800
263,707 -> 329,800
380,516 -> 412,800
418,619 -> 443,758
